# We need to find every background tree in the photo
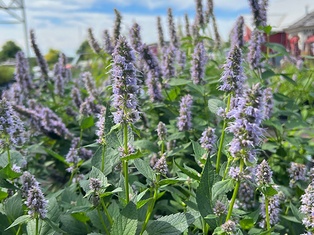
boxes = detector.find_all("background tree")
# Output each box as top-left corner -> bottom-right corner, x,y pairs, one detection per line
0,41 -> 21,62
76,40 -> 93,60
45,48 -> 61,66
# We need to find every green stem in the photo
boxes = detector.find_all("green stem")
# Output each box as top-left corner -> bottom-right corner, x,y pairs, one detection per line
35,217 -> 39,235
97,208 -> 110,235
101,199 -> 113,226
123,123 -> 129,204
225,159 -> 244,221
202,219 -> 209,235
7,147 -> 11,165
216,94 -> 231,174
222,156 -> 232,180
140,174 -> 160,235
265,196 -> 271,233
101,145 -> 105,172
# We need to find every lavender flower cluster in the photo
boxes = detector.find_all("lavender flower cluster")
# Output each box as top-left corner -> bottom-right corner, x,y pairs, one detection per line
0,98 -> 26,148
177,94 -> 193,131
111,36 -> 140,124
191,41 -> 208,85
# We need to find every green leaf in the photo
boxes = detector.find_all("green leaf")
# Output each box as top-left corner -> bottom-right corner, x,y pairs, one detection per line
0,164 -> 22,179
263,186 -> 278,197
4,193 -> 23,220
264,42 -> 289,56
191,140 -> 207,162
134,140 -> 158,153
240,218 -> 254,230
134,158 -> 156,181
60,214 -> 89,235
208,99 -> 224,114
169,78 -> 191,86
174,161 -> 200,181
111,202 -> 138,235
196,157 -> 216,228
44,148 -> 68,165
5,215 -> 32,230
0,189 -> 8,201
212,179 -> 235,200
80,116 -> 94,129
145,212 -> 195,235
120,150 -> 145,161
290,201 -> 304,222
261,69 -> 276,80
279,73 -> 297,85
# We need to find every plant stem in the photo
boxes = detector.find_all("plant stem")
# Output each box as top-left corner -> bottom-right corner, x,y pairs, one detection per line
202,219 -> 209,235
7,147 -> 11,165
225,159 -> 244,221
222,156 -> 232,180
35,217 -> 39,235
216,94 -> 231,174
140,174 -> 160,235
97,207 -> 110,235
123,123 -> 129,204
265,196 -> 271,233
101,145 -> 105,172
101,199 -> 113,226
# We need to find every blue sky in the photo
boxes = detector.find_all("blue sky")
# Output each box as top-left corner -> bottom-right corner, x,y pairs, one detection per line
0,0 -> 313,56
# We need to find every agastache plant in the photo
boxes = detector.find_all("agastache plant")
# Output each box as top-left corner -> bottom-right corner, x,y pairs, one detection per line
232,16 -> 245,47
184,14 -> 191,37
300,180 -> 314,232
167,8 -> 179,48
103,29 -> 114,54
248,29 -> 265,70
161,46 -> 176,86
0,98 -> 26,164
113,9 -> 122,45
177,94 -> 193,131
130,22 -> 142,53
111,36 -> 140,203
195,0 -> 205,28
249,0 -> 268,28
30,30 -> 49,81
15,51 -> 33,94
157,16 -> 165,49
88,28 -> 102,54
191,41 -> 208,85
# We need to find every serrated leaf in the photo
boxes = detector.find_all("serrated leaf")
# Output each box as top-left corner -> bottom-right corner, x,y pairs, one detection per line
134,158 -> 156,181
208,99 -> 224,114
212,179 -> 235,200
4,193 -> 23,220
196,157 -> 216,228
263,186 -> 278,197
120,150 -> 145,161
145,212 -> 195,235
111,202 -> 138,235
5,215 -> 32,230
174,161 -> 200,181
191,140 -> 207,162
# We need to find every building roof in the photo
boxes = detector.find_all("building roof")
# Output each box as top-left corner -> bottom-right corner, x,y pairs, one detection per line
285,11 -> 314,33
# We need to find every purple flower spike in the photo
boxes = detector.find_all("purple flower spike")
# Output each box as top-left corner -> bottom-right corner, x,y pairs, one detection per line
199,127 -> 217,153
88,28 -> 101,54
288,162 -> 307,188
130,22 -> 142,52
21,171 -> 40,198
167,8 -> 179,48
0,98 -> 26,147
248,29 -> 265,70
156,121 -> 167,141
219,45 -> 245,94
177,94 -> 193,131
256,159 -> 272,186
162,46 -> 176,85
195,0 -> 205,27
157,16 -> 165,49
184,14 -> 191,37
26,185 -> 48,219
153,155 -> 168,175
15,51 -> 33,93
103,29 -> 114,55
111,36 -> 140,124
300,180 -> 314,230
96,108 -> 106,145
249,0 -> 268,28
191,41 -> 208,85
232,16 -> 245,47
30,30 -> 49,80
259,194 -> 281,228
113,9 -> 122,45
